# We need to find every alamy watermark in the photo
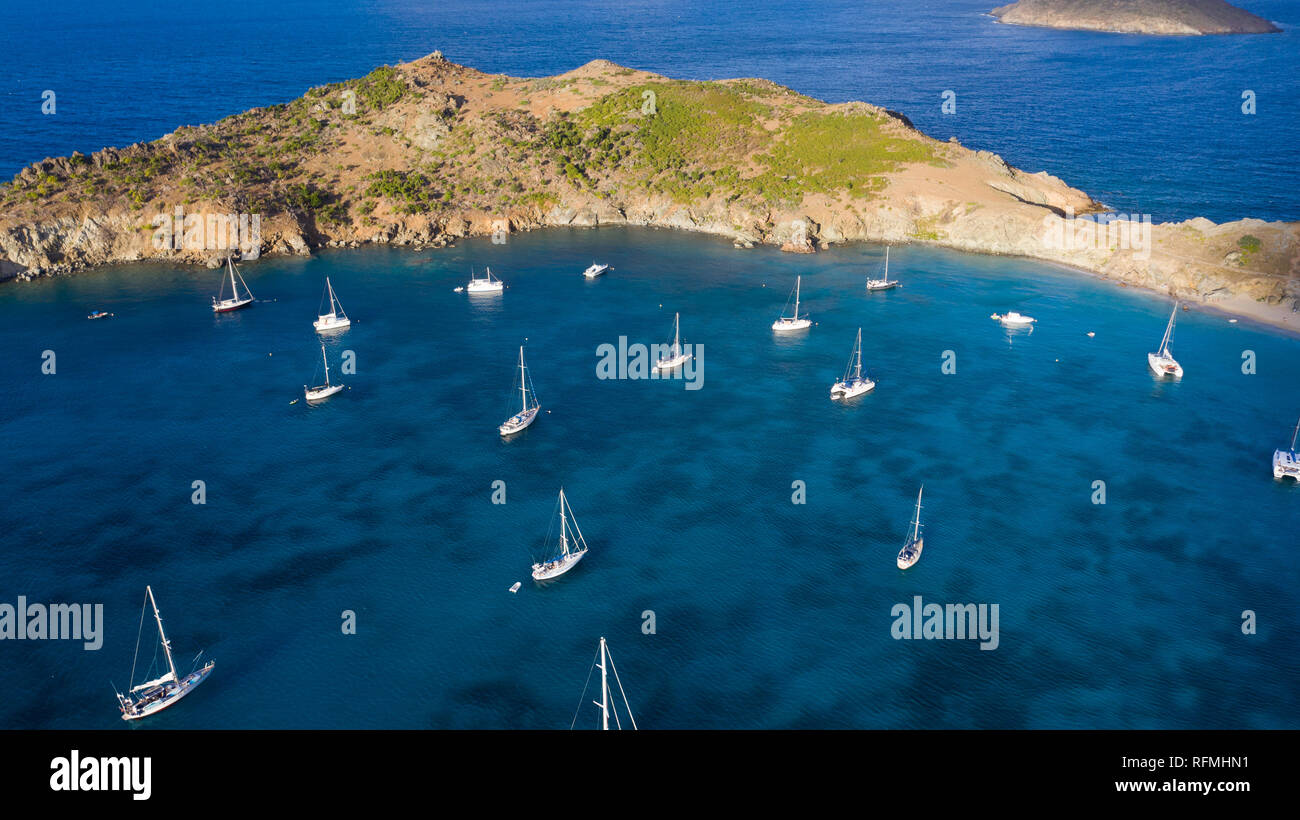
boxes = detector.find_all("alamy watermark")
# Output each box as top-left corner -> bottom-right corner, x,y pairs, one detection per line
0,596 -> 103,650
891,595 -> 999,650
595,337 -> 704,390
152,206 -> 261,255
1043,207 -> 1151,260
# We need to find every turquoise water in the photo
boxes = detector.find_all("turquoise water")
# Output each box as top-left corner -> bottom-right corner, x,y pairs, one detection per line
3,227 -> 1298,728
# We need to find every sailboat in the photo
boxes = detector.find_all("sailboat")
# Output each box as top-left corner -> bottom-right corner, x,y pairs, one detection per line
896,485 -> 924,570
866,246 -> 900,291
531,488 -> 589,581
1147,302 -> 1183,378
465,266 -> 504,294
115,586 -> 215,721
211,256 -> 255,313
304,342 -> 344,402
582,261 -> 610,278
499,345 -> 541,436
654,312 -> 692,371
830,328 -> 876,400
772,275 -> 812,331
1273,415 -> 1300,480
313,277 -> 350,332
571,637 -> 637,730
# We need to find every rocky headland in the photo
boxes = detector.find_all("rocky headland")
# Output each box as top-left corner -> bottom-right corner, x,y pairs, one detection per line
990,0 -> 1282,36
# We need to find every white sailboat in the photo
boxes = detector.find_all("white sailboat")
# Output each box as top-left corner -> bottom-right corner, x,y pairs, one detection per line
465,266 -> 504,294
654,312 -> 692,371
571,637 -> 637,730
830,327 -> 876,400
313,277 -> 351,332
115,586 -> 215,721
897,485 -> 924,570
772,275 -> 812,331
1273,416 -> 1300,480
499,345 -> 541,436
583,261 -> 610,278
532,488 -> 589,581
212,256 -> 254,313
304,342 -> 344,402
866,246 -> 900,291
1147,302 -> 1183,378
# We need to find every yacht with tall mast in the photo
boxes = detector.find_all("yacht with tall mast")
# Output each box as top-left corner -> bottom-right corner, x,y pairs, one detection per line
114,586 -> 215,721
654,312 -> 692,371
304,342 -> 344,402
211,256 -> 254,313
571,637 -> 637,730
866,246 -> 900,291
897,486 -> 924,570
532,488 -> 589,581
830,328 -> 875,400
772,275 -> 812,331
465,267 -> 504,294
499,345 -> 541,436
1274,416 -> 1300,480
313,277 -> 350,332
1148,302 -> 1183,378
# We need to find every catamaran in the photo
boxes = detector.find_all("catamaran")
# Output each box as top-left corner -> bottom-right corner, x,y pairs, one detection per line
115,586 -> 215,721
866,246 -> 900,291
499,345 -> 541,436
1273,416 -> 1300,480
304,342 -> 344,402
897,485 -> 924,570
212,256 -> 254,313
654,312 -> 692,371
571,637 -> 637,730
583,261 -> 610,278
831,328 -> 876,400
772,275 -> 812,331
313,277 -> 351,332
1148,302 -> 1183,378
532,488 -> 589,581
465,267 -> 504,294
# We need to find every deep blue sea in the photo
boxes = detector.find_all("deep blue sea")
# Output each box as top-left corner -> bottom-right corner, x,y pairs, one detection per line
1,0 -> 1298,222
1,2 -> 1298,729
2,229 -> 1299,728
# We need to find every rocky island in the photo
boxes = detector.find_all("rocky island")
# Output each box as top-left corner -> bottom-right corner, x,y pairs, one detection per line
990,0 -> 1281,36
1,53 -> 1296,329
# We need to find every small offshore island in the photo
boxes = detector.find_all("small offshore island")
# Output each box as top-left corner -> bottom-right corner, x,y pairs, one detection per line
0,52 -> 1296,329
991,0 -> 1282,36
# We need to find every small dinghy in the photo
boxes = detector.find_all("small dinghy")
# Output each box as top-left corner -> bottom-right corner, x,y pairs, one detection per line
87,310 -> 114,320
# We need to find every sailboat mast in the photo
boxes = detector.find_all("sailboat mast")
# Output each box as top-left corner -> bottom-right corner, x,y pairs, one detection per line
559,489 -> 568,556
854,328 -> 862,379
885,246 -> 889,277
599,637 -> 609,730
519,346 -> 527,411
1160,304 -> 1176,354
1291,417 -> 1300,452
794,276 -> 801,317
321,344 -> 330,386
146,586 -> 178,684
912,486 -> 923,542
673,313 -> 680,355
327,278 -> 336,312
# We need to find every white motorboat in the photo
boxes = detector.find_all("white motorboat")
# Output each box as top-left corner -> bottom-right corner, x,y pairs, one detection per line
991,311 -> 1036,327
583,261 -> 610,278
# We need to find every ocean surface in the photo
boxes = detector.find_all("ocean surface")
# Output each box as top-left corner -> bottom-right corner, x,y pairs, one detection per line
1,0 -> 1298,223
2,227 -> 1299,729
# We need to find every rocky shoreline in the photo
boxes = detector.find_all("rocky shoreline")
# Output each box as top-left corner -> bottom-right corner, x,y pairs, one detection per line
990,0 -> 1281,36
1,54 -> 1295,332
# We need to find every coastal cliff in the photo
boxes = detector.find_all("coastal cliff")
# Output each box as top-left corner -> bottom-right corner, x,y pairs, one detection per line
990,0 -> 1281,35
1,53 -> 1296,327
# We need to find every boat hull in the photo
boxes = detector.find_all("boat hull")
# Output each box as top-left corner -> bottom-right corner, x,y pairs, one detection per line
213,298 -> 254,313
305,383 -> 345,402
532,548 -> 587,581
831,378 -> 875,400
772,318 -> 811,332
314,315 -> 351,332
466,282 -> 504,294
866,280 -> 899,291
1274,449 -> 1300,480
1147,352 -> 1183,378
121,662 -> 215,721
897,537 -> 923,570
500,406 -> 540,436
654,353 -> 691,371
